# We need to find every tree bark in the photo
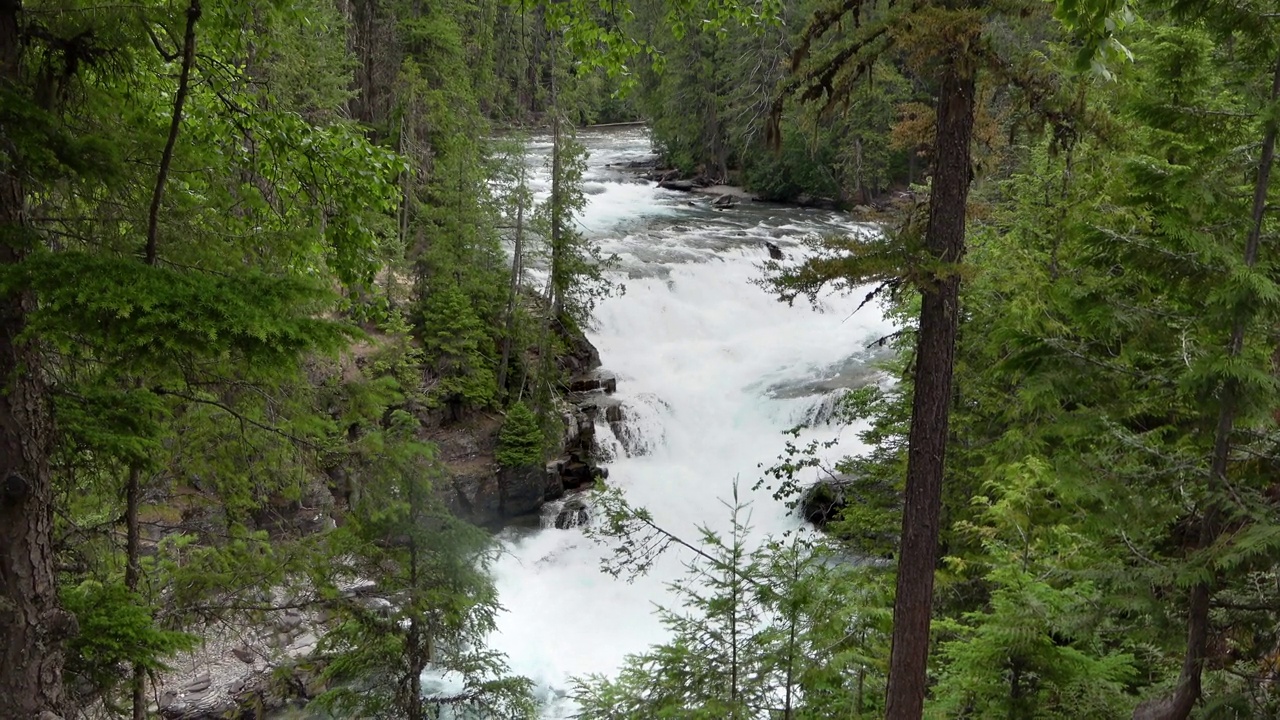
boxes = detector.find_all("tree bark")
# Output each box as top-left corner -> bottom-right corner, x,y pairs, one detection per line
1132,48 -> 1280,720
883,54 -> 976,720
0,3 -> 72,717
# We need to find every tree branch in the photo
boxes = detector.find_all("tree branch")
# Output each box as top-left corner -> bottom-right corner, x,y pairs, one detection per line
145,0 -> 201,265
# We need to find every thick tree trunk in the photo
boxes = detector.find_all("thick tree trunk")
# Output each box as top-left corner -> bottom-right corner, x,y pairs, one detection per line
0,4 -> 71,717
883,56 -> 976,720
1132,49 -> 1280,720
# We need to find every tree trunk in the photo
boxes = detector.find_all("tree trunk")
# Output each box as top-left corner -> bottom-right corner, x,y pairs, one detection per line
497,162 -> 527,396
883,54 -> 976,720
1132,49 -> 1280,720
547,36 -> 565,323
0,4 -> 72,717
126,465 -> 146,720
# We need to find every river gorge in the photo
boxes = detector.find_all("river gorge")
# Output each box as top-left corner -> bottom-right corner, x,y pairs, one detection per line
487,127 -> 896,717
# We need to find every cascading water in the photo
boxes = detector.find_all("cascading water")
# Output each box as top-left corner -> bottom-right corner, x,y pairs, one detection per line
491,127 -> 896,717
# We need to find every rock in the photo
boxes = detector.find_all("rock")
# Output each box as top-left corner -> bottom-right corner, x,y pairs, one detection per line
766,242 -> 784,260
799,477 -> 854,527
605,404 -> 624,423
232,644 -> 256,664
544,463 -> 566,502
554,498 -> 590,529
568,373 -> 617,394
445,470 -> 502,526
499,464 -> 548,518
184,688 -> 212,705
182,673 -> 212,694
276,609 -> 304,633
159,690 -> 178,710
658,179 -> 697,191
712,193 -> 736,208
555,318 -> 601,375
559,456 -> 595,491
291,631 -> 318,655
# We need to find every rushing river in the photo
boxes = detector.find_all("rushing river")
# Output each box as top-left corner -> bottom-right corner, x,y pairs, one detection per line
490,127 -> 895,717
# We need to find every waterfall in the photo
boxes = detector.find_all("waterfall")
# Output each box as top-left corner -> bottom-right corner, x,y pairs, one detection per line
490,127 -> 895,716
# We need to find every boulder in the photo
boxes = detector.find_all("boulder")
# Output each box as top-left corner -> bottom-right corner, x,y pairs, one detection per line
231,645 -> 255,665
712,193 -> 736,208
658,179 -> 697,192
499,464 -> 548,518
182,674 -> 212,694
554,498 -> 590,529
544,463 -> 566,502
605,403 -> 624,424
765,241 -> 784,260
799,477 -> 854,527
568,373 -> 617,394
555,318 -> 601,375
559,455 -> 596,491
445,470 -> 502,526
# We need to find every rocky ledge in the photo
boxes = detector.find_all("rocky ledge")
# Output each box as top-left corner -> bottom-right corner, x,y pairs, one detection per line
438,331 -> 615,528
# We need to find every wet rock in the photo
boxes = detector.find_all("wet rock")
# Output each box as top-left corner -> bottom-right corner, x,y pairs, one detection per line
605,404 -> 624,423
544,463 -> 566,502
232,645 -> 255,664
554,498 -> 590,529
766,241 -> 784,260
560,456 -> 596,491
568,373 -> 617,394
712,193 -> 736,208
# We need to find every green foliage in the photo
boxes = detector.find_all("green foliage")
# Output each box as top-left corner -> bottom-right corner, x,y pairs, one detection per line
418,279 -> 499,412
497,401 -> 544,467
578,490 -> 890,719
930,459 -> 1138,718
61,581 -> 196,697
312,413 -> 535,718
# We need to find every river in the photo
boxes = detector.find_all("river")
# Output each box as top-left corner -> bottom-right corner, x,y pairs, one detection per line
489,126 -> 895,717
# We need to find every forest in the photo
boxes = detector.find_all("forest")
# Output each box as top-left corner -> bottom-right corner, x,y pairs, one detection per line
1,0 -> 1279,718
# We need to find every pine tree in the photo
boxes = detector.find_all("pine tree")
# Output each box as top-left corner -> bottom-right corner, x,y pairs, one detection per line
497,401 -> 544,468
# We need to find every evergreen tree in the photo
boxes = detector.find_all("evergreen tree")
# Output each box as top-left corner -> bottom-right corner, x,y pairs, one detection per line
497,401 -> 544,468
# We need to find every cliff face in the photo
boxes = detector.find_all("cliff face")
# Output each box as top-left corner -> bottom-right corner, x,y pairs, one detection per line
435,320 -> 613,528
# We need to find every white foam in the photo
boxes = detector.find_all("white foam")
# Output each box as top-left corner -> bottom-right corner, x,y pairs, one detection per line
488,128 -> 894,717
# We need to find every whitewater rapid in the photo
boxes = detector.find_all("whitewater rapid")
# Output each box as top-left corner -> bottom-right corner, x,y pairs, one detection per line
491,127 -> 895,716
